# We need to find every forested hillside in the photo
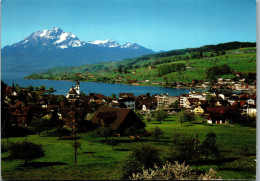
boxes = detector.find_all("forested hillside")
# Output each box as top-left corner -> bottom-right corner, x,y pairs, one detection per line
25,41 -> 256,85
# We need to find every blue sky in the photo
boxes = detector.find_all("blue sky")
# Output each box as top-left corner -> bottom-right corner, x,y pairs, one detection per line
1,0 -> 256,51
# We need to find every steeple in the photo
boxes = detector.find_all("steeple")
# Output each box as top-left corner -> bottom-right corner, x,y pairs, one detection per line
75,81 -> 80,95
12,81 -> 15,90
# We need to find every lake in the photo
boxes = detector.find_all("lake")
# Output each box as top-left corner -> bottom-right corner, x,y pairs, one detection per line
1,73 -> 198,97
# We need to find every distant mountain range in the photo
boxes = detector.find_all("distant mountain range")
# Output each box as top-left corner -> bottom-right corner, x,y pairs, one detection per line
2,27 -> 155,75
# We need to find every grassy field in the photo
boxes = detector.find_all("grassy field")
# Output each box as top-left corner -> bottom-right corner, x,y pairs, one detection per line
1,115 -> 256,180
25,47 -> 256,85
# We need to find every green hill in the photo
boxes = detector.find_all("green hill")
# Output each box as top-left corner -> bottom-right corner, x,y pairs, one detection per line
25,42 -> 256,85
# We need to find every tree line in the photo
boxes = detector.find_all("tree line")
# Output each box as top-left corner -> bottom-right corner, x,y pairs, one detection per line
206,64 -> 233,79
158,63 -> 186,76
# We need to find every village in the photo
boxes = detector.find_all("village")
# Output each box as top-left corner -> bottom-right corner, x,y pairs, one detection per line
2,78 -> 256,137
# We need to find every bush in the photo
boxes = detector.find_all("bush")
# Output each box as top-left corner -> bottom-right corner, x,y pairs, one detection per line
1,142 -> 8,153
9,141 -> 45,163
9,126 -> 34,137
200,132 -> 220,161
97,126 -> 113,141
54,127 -> 71,138
121,154 -> 143,179
169,136 -> 199,164
151,126 -> 164,141
121,144 -> 161,179
130,161 -> 221,180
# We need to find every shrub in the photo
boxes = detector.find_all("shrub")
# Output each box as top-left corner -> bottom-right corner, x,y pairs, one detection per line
9,141 -> 45,163
54,127 -> 71,138
121,144 -> 161,179
9,126 -> 34,137
168,135 -> 199,164
151,126 -> 164,141
200,132 -> 219,160
88,129 -> 99,138
130,161 -> 222,180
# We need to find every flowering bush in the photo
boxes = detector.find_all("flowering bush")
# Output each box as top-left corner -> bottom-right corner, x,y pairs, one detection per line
130,161 -> 222,180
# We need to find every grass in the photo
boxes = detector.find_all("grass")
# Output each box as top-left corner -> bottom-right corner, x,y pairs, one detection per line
25,47 -> 256,84
1,114 -> 256,180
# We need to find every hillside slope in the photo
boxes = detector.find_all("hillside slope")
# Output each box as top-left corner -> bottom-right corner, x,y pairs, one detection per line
25,42 -> 256,85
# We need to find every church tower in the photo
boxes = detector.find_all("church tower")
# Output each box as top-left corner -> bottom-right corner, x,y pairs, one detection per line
75,81 -> 80,95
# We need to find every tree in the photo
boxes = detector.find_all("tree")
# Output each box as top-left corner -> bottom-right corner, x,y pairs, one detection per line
71,139 -> 81,167
130,161 -> 221,180
97,125 -> 113,142
41,113 -> 59,134
169,100 -> 180,109
152,126 -> 164,141
178,110 -> 195,126
169,135 -> 198,164
27,85 -> 34,92
134,110 -> 144,121
145,113 -> 152,124
118,66 -> 123,74
178,110 -> 186,126
39,85 -> 46,91
49,87 -> 54,92
154,110 -> 167,123
111,93 -> 117,99
200,132 -> 219,160
121,144 -> 161,179
9,141 -> 45,164
31,118 -> 45,136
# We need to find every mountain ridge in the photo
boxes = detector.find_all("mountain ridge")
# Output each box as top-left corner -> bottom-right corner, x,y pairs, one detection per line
2,27 -> 155,76
4,27 -> 149,50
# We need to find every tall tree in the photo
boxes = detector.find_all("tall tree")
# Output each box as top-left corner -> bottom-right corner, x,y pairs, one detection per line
200,132 -> 219,160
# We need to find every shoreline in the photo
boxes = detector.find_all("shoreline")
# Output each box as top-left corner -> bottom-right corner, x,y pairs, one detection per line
24,77 -> 252,93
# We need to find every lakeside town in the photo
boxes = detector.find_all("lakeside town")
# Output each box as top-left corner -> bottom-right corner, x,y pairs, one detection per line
2,77 -> 256,130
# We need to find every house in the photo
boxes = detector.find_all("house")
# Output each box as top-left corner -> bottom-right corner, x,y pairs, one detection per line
91,107 -> 145,134
135,95 -> 157,112
66,87 -> 79,100
184,98 -> 199,108
218,92 -> 233,100
89,93 -> 107,102
61,107 -> 88,128
189,91 -> 204,99
9,103 -> 33,126
205,107 -> 228,124
119,93 -> 134,99
246,99 -> 256,105
245,105 -> 257,117
138,98 -> 157,112
111,102 -> 127,108
156,94 -> 178,109
194,106 -> 205,116
179,94 -> 189,107
118,93 -> 135,109
118,97 -> 135,109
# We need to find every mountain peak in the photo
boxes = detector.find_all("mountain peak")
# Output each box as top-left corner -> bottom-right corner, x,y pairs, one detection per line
14,28 -> 85,49
87,39 -> 120,48
87,39 -> 145,49
8,28 -> 150,51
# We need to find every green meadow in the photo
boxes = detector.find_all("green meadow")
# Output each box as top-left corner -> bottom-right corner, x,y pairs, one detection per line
1,115 -> 256,180
25,47 -> 256,84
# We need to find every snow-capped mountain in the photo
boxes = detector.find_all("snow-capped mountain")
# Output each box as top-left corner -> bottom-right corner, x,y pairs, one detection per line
12,27 -> 147,50
2,28 -> 155,75
13,27 -> 86,49
86,39 -> 145,49
87,39 -> 120,48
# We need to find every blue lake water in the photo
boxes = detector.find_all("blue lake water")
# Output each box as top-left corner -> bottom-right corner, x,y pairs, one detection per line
1,73 -> 197,97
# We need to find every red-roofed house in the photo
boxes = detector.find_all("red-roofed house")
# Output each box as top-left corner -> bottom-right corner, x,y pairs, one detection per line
91,107 -> 145,135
